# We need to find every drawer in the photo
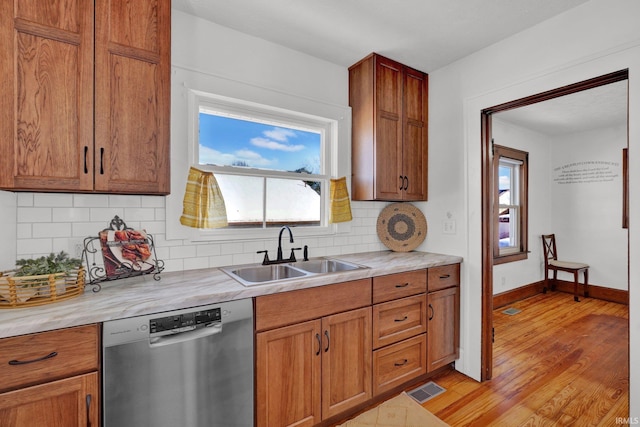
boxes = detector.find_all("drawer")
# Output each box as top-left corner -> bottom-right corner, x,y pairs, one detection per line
373,294 -> 427,349
428,264 -> 460,292
0,324 -> 99,392
373,334 -> 426,396
372,270 -> 426,304
255,279 -> 371,331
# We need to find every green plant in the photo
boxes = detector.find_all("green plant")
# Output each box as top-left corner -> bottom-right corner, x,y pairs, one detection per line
15,252 -> 82,277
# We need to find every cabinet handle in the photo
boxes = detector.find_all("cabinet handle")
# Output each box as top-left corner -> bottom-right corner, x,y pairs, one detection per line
8,351 -> 58,365
324,330 -> 330,352
99,148 -> 105,175
394,316 -> 408,322
315,333 -> 321,356
439,274 -> 451,279
86,394 -> 92,427
403,176 -> 409,190
83,146 -> 89,174
429,304 -> 434,321
399,175 -> 404,190
395,282 -> 409,288
394,359 -> 408,367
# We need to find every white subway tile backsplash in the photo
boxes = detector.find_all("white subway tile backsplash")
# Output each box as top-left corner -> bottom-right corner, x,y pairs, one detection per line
73,194 -> 109,208
34,193 -> 73,207
13,192 -> 385,272
17,207 -> 51,223
17,238 -> 52,256
33,223 -> 72,238
52,207 -> 91,223
17,193 -> 34,207
124,208 -> 156,222
108,195 -> 141,208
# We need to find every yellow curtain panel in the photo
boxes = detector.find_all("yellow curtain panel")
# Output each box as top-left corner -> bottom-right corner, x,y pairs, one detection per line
180,167 -> 228,229
330,177 -> 353,223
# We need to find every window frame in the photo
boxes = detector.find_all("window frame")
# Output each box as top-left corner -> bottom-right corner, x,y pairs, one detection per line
187,90 -> 338,241
493,144 -> 529,264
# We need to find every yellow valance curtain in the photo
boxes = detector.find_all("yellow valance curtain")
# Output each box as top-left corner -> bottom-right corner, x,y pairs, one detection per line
329,177 -> 352,223
180,167 -> 228,229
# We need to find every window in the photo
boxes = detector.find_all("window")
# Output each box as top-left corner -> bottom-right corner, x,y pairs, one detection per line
189,91 -> 337,239
493,144 -> 528,264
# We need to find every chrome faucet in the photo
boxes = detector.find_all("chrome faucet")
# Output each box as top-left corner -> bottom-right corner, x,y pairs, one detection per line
258,226 -> 301,265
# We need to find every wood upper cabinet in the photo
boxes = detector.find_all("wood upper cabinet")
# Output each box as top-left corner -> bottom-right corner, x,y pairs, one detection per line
349,53 -> 428,201
0,0 -> 170,194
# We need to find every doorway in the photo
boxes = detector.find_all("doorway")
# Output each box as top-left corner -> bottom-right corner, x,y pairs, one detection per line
480,69 -> 629,380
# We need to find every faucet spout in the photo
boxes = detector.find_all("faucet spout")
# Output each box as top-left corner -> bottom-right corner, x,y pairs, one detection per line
277,226 -> 294,261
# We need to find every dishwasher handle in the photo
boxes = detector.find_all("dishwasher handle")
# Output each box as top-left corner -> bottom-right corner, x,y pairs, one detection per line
149,322 -> 223,348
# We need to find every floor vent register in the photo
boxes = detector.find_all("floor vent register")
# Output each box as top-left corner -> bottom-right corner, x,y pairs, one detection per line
407,381 -> 446,404
502,307 -> 522,315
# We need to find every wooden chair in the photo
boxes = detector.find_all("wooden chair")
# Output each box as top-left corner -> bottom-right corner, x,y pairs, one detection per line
541,234 -> 589,302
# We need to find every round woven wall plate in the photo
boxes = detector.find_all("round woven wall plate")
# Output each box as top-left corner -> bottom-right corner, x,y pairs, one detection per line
376,203 -> 427,252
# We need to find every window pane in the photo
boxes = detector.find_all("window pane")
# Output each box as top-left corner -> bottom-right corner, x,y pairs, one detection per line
199,112 -> 321,174
214,174 -> 264,228
499,207 -> 519,250
265,178 -> 321,227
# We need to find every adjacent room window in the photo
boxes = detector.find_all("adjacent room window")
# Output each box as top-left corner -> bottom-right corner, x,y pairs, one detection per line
190,92 -> 335,238
493,144 -> 528,264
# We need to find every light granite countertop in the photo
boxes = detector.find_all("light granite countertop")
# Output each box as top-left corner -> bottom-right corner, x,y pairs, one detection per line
0,250 -> 462,339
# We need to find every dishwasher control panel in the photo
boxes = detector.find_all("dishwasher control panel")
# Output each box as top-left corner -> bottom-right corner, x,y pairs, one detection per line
150,308 -> 222,334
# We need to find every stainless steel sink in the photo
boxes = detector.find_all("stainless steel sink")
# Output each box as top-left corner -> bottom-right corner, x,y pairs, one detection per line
222,264 -> 308,286
220,257 -> 368,286
289,258 -> 363,274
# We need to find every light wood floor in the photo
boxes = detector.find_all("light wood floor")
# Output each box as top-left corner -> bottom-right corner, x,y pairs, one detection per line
420,292 -> 629,426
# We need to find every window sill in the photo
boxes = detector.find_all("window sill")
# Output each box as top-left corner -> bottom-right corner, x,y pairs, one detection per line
493,252 -> 528,265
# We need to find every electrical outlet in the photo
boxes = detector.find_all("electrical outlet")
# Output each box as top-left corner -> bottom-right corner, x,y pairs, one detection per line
443,220 -> 456,234
70,240 -> 84,258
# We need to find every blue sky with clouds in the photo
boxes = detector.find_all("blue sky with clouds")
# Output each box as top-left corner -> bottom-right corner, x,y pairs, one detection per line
198,113 -> 321,173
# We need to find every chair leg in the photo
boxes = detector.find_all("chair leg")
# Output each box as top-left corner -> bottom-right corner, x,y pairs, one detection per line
543,270 -> 548,294
552,271 -> 558,291
573,271 -> 580,302
584,269 -> 589,298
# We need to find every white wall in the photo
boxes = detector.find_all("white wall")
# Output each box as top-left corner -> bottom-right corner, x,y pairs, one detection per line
0,191 -> 16,271
491,119 -> 551,295
429,0 -> 640,414
550,124 -> 628,290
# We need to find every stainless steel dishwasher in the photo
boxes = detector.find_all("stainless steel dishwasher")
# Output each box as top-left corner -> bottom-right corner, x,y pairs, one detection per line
102,298 -> 253,427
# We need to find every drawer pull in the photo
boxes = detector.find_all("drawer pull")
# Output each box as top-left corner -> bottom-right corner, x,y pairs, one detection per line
8,351 -> 58,365
394,359 -> 408,367
394,316 -> 408,322
439,274 -> 451,279
429,304 -> 434,321
395,282 -> 409,288
315,333 -> 321,356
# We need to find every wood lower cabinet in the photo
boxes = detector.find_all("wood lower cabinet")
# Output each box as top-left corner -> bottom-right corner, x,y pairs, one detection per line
0,0 -> 170,194
0,324 -> 100,427
255,280 -> 372,427
0,373 -> 98,427
427,265 -> 461,372
372,270 -> 428,396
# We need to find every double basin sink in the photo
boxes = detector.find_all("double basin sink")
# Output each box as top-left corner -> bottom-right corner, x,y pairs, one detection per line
220,258 -> 368,286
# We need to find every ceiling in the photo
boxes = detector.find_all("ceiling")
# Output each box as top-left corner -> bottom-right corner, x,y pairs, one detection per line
172,0 -> 628,135
171,0 -> 591,72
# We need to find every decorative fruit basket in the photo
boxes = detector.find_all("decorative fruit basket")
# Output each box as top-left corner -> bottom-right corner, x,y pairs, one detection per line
0,252 -> 85,308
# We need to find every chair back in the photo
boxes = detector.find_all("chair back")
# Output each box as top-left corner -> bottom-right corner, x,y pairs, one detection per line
541,234 -> 558,266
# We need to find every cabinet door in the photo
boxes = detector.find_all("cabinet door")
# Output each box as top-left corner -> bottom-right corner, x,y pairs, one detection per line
256,320 -> 322,427
374,56 -> 404,200
0,372 -> 98,427
321,307 -> 372,419
94,0 -> 170,194
427,286 -> 460,372
0,0 -> 94,192
402,68 -> 428,201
